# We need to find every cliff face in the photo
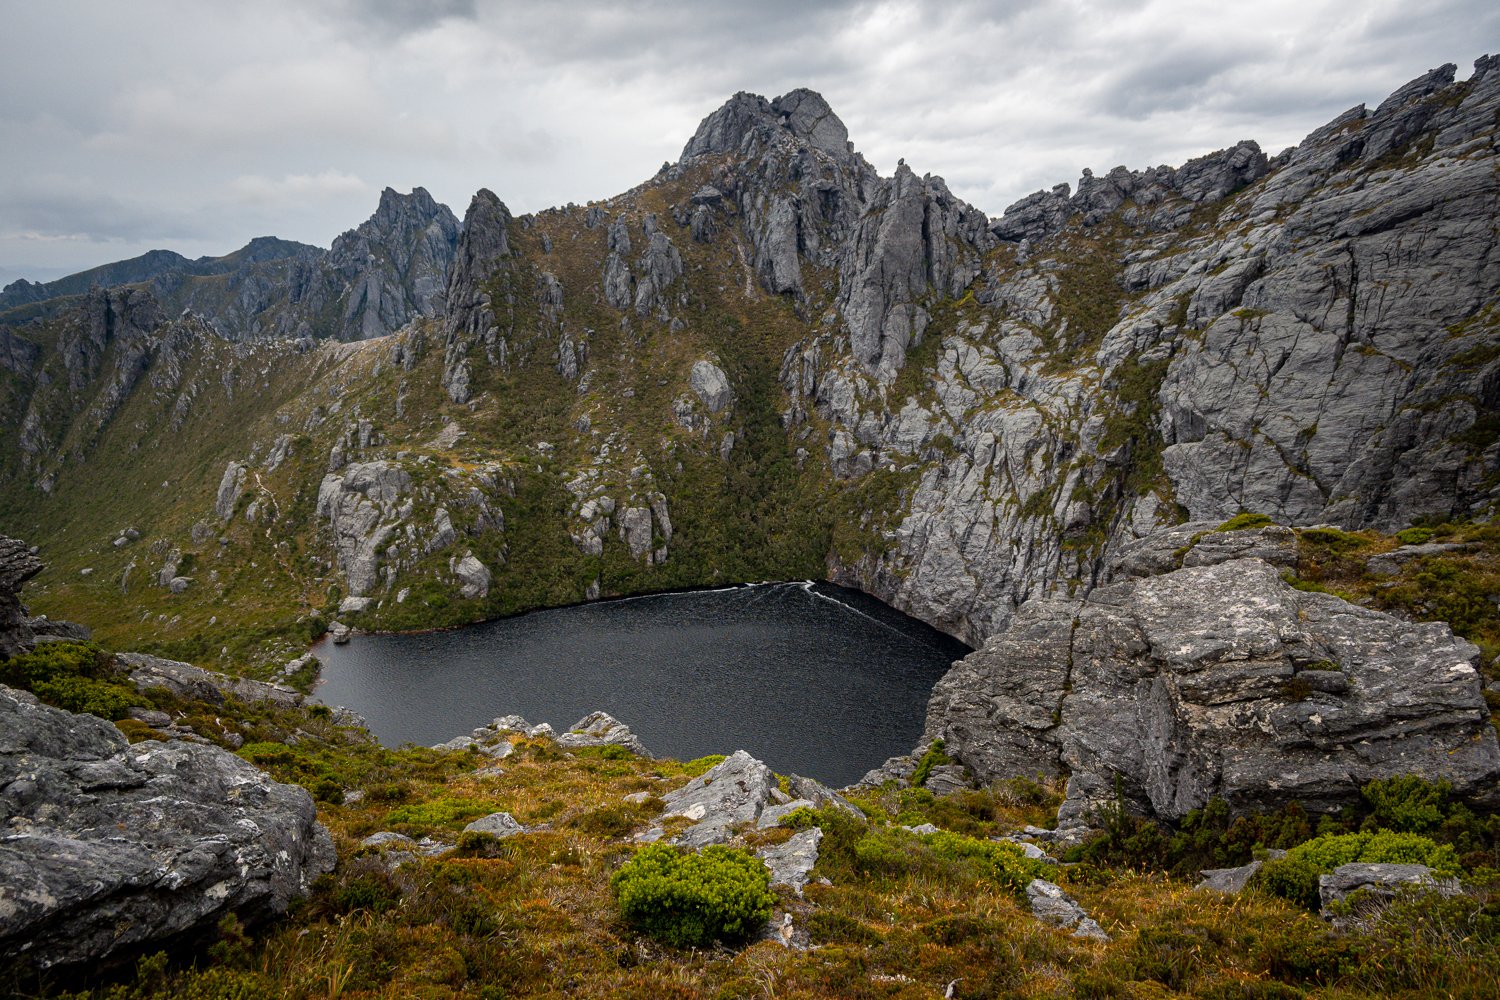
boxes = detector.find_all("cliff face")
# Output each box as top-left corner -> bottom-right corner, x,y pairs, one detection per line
0,58 -> 1495,668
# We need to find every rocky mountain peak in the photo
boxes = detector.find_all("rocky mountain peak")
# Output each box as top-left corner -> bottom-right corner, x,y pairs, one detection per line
680,87 -> 852,164
771,88 -> 850,158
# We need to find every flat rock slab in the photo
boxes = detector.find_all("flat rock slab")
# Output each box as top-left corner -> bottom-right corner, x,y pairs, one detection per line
1196,860 -> 1263,894
0,684 -> 334,970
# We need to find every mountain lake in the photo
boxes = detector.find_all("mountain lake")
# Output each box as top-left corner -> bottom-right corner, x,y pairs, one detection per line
312,581 -> 971,787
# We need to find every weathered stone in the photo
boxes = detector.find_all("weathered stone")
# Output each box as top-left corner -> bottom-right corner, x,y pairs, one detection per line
660,749 -> 777,846
214,461 -> 246,521
452,552 -> 490,600
463,812 -> 524,838
927,558 -> 1500,827
119,651 -> 304,709
1318,862 -> 1461,929
556,711 -> 651,756
757,828 -> 823,895
689,360 -> 734,413
0,684 -> 334,970
1026,879 -> 1110,941
1196,860 -> 1263,893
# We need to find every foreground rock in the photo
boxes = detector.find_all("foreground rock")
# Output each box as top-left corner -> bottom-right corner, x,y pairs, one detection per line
659,749 -> 778,847
0,685 -> 334,970
927,557 -> 1500,827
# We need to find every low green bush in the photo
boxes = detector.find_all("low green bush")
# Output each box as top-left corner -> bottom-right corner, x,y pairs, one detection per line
0,641 -> 146,720
1396,526 -> 1436,545
923,829 -> 1052,894
1217,512 -> 1274,532
610,842 -> 775,948
1254,830 -> 1462,909
1362,775 -> 1452,833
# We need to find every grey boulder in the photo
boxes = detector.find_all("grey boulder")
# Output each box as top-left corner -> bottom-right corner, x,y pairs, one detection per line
0,685 -> 334,970
555,711 -> 651,756
659,749 -> 777,847
1025,879 -> 1110,941
1318,862 -> 1461,929
927,557 -> 1500,827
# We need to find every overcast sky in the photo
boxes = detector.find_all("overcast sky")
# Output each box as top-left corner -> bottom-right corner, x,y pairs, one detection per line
2,0 -> 1495,283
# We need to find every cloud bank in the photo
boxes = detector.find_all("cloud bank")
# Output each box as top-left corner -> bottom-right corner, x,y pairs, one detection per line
1,0 -> 1494,276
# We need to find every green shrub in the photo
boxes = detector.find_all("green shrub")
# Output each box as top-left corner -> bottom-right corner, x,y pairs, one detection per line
1217,512 -> 1274,532
384,796 -> 496,833
0,641 -> 145,719
1362,775 -> 1451,833
678,754 -> 726,777
911,738 -> 952,787
923,830 -> 1051,894
610,842 -> 775,948
31,673 -> 146,720
1254,830 -> 1463,909
1396,526 -> 1436,545
1298,527 -> 1368,552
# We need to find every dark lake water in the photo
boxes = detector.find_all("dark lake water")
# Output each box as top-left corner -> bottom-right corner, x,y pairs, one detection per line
311,581 -> 970,787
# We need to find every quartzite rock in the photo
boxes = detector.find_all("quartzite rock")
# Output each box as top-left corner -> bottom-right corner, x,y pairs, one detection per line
555,711 -> 651,756
0,684 -> 334,970
926,557 -> 1500,827
659,749 -> 777,847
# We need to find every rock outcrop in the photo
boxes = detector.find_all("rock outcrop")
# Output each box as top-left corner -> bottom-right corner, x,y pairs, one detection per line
925,557 -> 1500,826
0,685 -> 334,970
0,535 -> 43,659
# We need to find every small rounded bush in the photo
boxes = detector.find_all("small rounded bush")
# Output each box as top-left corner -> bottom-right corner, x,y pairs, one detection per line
610,842 -> 775,948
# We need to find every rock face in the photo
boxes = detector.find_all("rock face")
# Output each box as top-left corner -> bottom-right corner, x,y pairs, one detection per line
926,557 -> 1500,826
3,59 -> 1499,683
0,685 -> 334,970
316,461 -> 412,597
0,535 -> 43,659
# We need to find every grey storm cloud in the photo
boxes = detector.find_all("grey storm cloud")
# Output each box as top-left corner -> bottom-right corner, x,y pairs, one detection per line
1,0 -> 1497,277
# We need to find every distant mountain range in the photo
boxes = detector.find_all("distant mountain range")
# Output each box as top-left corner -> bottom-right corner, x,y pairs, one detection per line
0,186 -> 459,342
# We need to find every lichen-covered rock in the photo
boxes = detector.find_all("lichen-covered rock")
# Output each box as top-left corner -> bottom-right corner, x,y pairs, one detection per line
555,711 -> 651,756
757,828 -> 822,895
926,558 -> 1500,827
1026,879 -> 1110,941
118,651 -> 304,709
658,749 -> 777,847
0,684 -> 334,970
